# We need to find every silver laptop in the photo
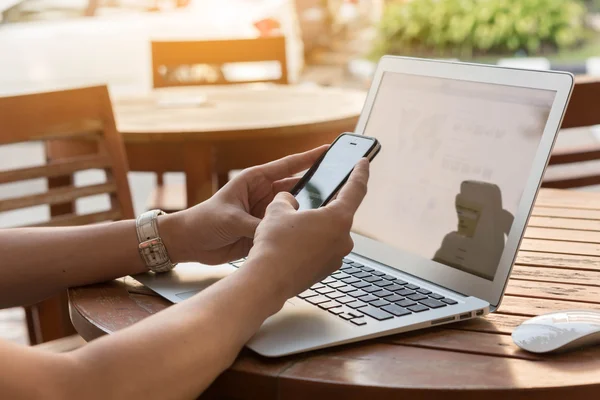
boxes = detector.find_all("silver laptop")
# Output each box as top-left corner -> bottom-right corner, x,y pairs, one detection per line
135,56 -> 573,357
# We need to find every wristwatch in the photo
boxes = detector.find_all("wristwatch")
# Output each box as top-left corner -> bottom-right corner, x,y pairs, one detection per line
136,209 -> 177,273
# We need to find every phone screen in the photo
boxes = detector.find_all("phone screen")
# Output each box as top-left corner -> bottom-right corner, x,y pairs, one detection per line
294,134 -> 377,211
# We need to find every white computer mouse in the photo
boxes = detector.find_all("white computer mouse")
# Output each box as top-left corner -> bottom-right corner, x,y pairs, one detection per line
512,310 -> 600,354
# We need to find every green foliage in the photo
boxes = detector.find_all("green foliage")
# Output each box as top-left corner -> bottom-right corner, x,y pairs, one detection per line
372,0 -> 588,59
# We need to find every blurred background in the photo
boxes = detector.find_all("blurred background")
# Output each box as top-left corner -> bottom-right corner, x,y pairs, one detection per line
2,0 -> 600,346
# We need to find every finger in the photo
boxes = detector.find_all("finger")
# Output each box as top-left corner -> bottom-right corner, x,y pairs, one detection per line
329,158 -> 370,213
272,176 -> 302,194
265,191 -> 299,216
258,145 -> 328,181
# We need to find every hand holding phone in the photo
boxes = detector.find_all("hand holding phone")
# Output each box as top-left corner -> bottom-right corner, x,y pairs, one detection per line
291,133 -> 380,211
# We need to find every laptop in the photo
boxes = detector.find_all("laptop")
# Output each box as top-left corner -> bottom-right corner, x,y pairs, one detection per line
135,56 -> 574,357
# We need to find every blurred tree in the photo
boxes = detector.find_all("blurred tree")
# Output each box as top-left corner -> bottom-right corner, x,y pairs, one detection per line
372,0 -> 588,59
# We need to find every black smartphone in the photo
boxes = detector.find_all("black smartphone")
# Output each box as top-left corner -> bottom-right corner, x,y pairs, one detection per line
291,133 -> 381,211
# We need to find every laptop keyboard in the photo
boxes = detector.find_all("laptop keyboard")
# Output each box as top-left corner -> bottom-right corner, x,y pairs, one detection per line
229,258 -> 458,326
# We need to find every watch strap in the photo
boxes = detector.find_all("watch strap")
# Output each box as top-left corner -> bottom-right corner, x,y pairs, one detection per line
136,210 -> 176,273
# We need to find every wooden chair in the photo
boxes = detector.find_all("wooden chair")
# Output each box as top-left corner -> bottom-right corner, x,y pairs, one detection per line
544,76 -> 600,188
151,36 -> 288,88
0,86 -> 134,345
149,36 -> 288,211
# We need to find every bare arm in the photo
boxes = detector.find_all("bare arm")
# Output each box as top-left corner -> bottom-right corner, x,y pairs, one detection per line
0,219 -> 174,308
0,148 -> 369,399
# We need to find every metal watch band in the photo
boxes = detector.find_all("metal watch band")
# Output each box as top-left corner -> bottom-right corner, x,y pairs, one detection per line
136,209 -> 176,273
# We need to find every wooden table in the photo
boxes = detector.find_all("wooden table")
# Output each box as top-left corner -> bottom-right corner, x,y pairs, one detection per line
49,85 -> 365,207
68,188 -> 600,399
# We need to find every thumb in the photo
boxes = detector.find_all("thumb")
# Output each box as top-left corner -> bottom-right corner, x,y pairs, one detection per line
265,192 -> 299,216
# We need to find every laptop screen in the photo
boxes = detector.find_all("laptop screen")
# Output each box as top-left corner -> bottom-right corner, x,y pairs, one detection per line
353,71 -> 557,281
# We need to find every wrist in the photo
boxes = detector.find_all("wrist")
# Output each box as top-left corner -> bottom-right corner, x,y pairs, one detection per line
157,211 -> 193,263
242,249 -> 290,305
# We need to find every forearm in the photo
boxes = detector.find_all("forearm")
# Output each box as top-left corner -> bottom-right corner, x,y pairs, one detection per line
0,214 -> 188,308
63,263 -> 283,399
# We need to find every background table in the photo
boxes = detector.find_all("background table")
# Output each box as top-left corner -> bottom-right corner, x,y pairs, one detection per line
69,188 -> 600,399
49,85 -> 366,207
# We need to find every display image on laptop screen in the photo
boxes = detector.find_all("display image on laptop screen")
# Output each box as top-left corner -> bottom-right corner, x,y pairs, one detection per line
353,71 -> 557,280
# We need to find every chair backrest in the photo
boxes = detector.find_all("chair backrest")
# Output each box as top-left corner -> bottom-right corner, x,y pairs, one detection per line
544,76 -> 600,189
151,36 -> 288,88
0,86 -> 134,228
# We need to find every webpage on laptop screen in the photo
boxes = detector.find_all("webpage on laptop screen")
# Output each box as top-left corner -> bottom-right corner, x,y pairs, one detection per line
353,72 -> 556,280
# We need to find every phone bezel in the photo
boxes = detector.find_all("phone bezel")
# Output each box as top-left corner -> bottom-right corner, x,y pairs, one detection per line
291,133 -> 380,207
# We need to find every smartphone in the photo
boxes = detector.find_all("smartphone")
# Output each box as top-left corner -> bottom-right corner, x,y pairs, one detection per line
291,133 -> 381,211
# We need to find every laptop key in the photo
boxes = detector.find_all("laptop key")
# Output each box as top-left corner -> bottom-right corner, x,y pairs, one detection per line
359,294 -> 379,303
328,281 -> 346,289
396,299 -> 417,308
361,266 -> 375,272
416,288 -> 432,295
419,298 -> 447,309
373,289 -> 394,298
396,289 -> 415,296
306,295 -> 330,305
395,280 -> 409,285
311,283 -> 325,290
318,300 -> 342,310
321,277 -> 337,285
346,300 -> 368,309
373,280 -> 393,288
328,307 -> 345,315
407,304 -> 429,313
385,294 -> 404,303
359,306 -> 394,320
351,281 -> 371,289
350,318 -> 367,326
341,276 -> 360,284
364,276 -> 383,283
348,290 -> 369,298
405,284 -> 420,290
407,293 -> 428,301
343,257 -> 352,263
382,274 -> 397,281
429,293 -> 444,300
343,268 -> 363,275
332,272 -> 351,280
381,304 -> 412,317
350,262 -> 364,268
354,272 -> 371,279
441,298 -> 458,305
386,284 -> 405,292
370,299 -> 390,308
298,289 -> 318,299
339,286 -> 358,294
315,287 -> 334,295
348,310 -> 364,318
339,313 -> 355,320
325,291 -> 345,299
371,270 -> 386,277
362,285 -> 381,293
337,296 -> 357,304
340,263 -> 353,270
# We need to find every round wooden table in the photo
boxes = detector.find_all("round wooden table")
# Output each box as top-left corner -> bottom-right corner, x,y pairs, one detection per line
119,84 -> 365,206
69,188 -> 600,399
49,85 -> 366,207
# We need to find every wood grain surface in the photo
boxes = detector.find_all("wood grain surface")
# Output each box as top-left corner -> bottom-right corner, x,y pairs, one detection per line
69,188 -> 600,399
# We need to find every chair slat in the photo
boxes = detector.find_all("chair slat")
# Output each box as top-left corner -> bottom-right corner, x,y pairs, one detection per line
26,209 -> 123,228
542,174 -> 600,189
0,154 -> 112,184
0,181 -> 117,212
549,145 -> 600,165
0,119 -> 103,146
